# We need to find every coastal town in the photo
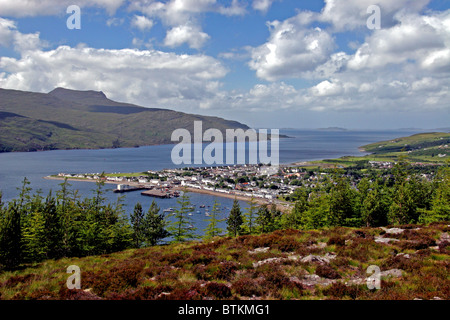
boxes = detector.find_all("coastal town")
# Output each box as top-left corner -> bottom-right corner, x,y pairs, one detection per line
54,164 -> 295,209
51,158 -> 442,213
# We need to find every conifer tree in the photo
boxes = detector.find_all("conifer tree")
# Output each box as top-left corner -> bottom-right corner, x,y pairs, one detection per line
17,177 -> 31,213
143,200 -> 169,246
281,188 -> 309,230
243,196 -> 258,234
0,203 -> 22,270
329,174 -> 357,227
204,200 -> 224,240
361,181 -> 390,227
42,192 -> 62,259
167,189 -> 197,242
22,209 -> 47,262
227,198 -> 243,237
255,204 -> 276,233
420,164 -> 450,223
303,191 -> 330,230
131,202 -> 145,248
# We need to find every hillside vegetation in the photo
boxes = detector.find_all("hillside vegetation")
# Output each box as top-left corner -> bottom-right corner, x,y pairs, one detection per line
0,87 -> 249,152
0,222 -> 448,300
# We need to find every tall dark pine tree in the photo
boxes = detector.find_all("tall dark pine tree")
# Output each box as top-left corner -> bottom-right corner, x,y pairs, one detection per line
43,192 -> 62,259
131,202 -> 145,248
256,204 -> 274,233
0,203 -> 22,270
227,199 -> 243,237
329,174 -> 356,227
143,200 -> 170,246
243,196 -> 258,235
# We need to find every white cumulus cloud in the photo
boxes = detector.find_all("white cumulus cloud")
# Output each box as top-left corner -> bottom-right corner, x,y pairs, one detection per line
164,23 -> 210,49
249,16 -> 335,81
131,15 -> 154,31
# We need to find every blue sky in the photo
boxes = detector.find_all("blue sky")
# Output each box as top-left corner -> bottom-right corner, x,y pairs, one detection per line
0,0 -> 449,129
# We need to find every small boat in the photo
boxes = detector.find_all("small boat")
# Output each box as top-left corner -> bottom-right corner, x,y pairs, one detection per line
196,211 -> 201,214
205,212 -> 211,217
199,204 -> 206,208
163,208 -> 174,213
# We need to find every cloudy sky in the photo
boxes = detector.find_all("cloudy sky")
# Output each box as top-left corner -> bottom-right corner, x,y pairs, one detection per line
0,0 -> 449,129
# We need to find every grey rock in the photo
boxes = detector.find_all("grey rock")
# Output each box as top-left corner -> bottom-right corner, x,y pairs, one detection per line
437,232 -> 450,245
375,236 -> 399,244
248,247 -> 270,255
380,269 -> 403,278
301,253 -> 336,265
382,227 -> 405,235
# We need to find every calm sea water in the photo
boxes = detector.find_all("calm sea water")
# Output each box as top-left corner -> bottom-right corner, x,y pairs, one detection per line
0,129 -> 423,229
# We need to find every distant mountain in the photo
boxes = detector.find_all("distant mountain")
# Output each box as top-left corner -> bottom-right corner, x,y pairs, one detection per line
434,127 -> 450,133
317,127 -> 348,132
0,87 -> 250,152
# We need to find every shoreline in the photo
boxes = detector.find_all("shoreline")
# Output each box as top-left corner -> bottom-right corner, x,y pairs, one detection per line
180,187 -> 292,213
44,175 -> 293,213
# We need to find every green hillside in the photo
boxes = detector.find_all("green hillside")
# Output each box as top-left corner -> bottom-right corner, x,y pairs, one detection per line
362,132 -> 450,155
0,87 -> 250,152
306,132 -> 450,168
358,132 -> 450,163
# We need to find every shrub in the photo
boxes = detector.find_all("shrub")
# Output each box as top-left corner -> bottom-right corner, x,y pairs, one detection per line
160,251 -> 190,265
83,260 -> 145,296
58,287 -> 102,300
205,282 -> 232,299
398,232 -> 436,250
193,264 -> 212,281
327,236 -> 345,247
322,282 -> 362,300
352,230 -> 375,240
263,268 -> 290,289
212,261 -> 239,281
381,254 -> 422,272
275,237 -> 302,252
1,273 -> 37,288
185,249 -> 218,265
315,264 -> 341,279
243,233 -> 283,249
232,278 -> 263,297
28,288 -> 58,300
438,241 -> 450,254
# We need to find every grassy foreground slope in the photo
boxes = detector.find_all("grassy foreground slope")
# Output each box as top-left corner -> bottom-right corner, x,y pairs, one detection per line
1,222 -> 448,300
0,87 -> 249,152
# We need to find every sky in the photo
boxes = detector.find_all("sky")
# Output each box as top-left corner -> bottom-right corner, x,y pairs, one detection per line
0,0 -> 449,130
